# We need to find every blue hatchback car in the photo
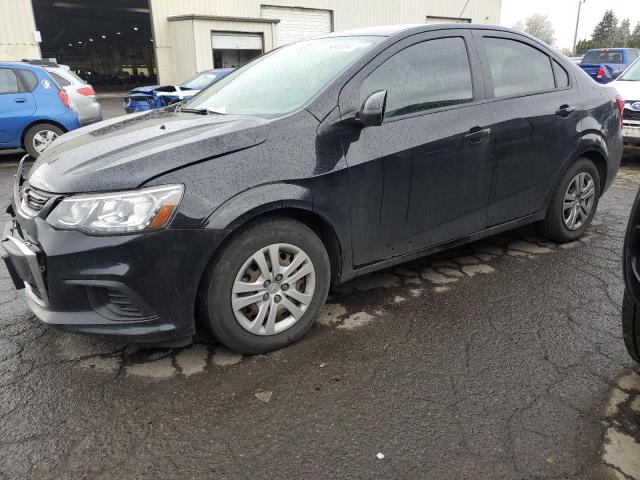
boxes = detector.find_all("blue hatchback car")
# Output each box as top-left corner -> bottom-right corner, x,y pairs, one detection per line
0,62 -> 80,158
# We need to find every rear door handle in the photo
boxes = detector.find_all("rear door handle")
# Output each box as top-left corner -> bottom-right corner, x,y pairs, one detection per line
556,104 -> 575,117
464,127 -> 492,144
14,98 -> 27,103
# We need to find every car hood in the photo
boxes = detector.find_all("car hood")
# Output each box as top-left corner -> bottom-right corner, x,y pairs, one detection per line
613,80 -> 640,102
28,108 -> 270,193
127,84 -> 164,94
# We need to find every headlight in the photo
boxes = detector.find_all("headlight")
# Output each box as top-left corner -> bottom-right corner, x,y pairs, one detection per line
47,184 -> 184,235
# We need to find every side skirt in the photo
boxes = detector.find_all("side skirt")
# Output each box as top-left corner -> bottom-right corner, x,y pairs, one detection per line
342,213 -> 544,282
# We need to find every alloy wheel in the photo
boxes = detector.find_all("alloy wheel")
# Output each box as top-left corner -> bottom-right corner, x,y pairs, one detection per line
32,130 -> 59,153
231,243 -> 316,336
563,172 -> 595,231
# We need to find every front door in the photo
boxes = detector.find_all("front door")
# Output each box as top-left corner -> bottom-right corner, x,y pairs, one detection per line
340,31 -> 494,266
0,68 -> 35,146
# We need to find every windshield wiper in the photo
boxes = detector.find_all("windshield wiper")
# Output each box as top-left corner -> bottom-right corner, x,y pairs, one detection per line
178,107 -> 226,115
179,107 -> 209,115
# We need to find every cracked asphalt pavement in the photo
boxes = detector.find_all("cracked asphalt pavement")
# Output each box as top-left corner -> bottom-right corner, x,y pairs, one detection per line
0,100 -> 639,479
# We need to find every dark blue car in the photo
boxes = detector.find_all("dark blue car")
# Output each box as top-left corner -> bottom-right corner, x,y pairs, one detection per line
580,48 -> 640,84
0,62 -> 80,158
124,68 -> 233,113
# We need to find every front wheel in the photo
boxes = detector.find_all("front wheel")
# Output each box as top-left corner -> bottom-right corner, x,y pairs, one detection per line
198,216 -> 331,354
622,289 -> 640,363
538,158 -> 600,243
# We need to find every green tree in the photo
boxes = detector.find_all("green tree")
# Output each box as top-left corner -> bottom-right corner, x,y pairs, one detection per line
629,22 -> 640,48
592,10 -> 619,47
575,39 -> 594,55
615,18 -> 631,47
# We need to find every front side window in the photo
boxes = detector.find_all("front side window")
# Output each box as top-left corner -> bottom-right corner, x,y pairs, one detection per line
185,36 -> 382,115
0,68 -> 19,94
361,37 -> 474,119
483,37 -> 555,97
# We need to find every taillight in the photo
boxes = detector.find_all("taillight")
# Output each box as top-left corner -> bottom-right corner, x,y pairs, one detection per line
596,67 -> 605,80
616,95 -> 625,126
58,90 -> 70,108
76,86 -> 95,96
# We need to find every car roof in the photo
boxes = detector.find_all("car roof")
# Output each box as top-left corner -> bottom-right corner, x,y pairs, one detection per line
0,61 -> 45,71
320,23 -> 520,38
586,48 -> 635,52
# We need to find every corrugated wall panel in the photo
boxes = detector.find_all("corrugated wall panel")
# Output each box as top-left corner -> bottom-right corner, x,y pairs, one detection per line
150,0 -> 501,82
0,0 -> 41,60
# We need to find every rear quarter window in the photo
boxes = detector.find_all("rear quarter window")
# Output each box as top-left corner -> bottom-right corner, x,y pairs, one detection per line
47,71 -> 71,87
552,61 -> 570,88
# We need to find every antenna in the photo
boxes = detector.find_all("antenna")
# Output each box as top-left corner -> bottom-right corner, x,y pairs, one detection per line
458,0 -> 472,22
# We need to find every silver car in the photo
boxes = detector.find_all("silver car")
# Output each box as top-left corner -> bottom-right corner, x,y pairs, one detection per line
44,65 -> 103,126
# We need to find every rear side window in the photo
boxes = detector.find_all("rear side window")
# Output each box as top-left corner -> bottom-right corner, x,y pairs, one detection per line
483,37 -> 555,97
552,61 -> 569,88
17,69 -> 38,91
0,68 -> 19,94
48,71 -> 71,87
361,37 -> 474,119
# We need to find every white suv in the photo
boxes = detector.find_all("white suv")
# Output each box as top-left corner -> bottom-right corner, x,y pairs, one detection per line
613,58 -> 640,149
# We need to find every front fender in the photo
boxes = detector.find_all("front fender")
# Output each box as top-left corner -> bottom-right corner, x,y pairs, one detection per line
204,183 -> 313,230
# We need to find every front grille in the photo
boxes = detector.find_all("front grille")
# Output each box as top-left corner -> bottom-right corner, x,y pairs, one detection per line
624,108 -> 640,122
21,185 -> 54,215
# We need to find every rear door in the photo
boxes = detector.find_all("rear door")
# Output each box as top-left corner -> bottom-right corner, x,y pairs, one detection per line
340,30 -> 494,266
473,31 -> 582,226
0,67 -> 36,146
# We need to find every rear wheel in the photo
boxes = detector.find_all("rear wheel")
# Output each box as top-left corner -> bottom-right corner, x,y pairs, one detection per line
539,158 -> 600,243
622,289 -> 640,363
24,123 -> 63,158
199,216 -> 331,354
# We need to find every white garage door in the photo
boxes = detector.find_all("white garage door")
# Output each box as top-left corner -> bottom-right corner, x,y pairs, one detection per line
211,32 -> 264,51
261,6 -> 332,47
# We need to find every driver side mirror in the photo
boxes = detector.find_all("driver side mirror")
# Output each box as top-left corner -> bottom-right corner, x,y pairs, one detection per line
356,90 -> 387,127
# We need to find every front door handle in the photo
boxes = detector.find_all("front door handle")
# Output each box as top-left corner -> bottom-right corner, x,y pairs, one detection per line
464,127 -> 492,144
556,104 -> 575,117
14,98 -> 27,103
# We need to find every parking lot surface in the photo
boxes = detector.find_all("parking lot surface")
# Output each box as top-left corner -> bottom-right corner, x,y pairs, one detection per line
0,101 -> 639,479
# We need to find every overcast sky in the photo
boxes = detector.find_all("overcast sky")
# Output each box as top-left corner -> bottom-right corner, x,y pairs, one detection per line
500,0 -> 640,50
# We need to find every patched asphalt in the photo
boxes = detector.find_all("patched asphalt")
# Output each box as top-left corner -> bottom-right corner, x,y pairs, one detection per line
0,104 -> 639,478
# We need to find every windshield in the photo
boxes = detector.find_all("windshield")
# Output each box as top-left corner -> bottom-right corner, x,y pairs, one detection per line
619,59 -> 640,81
582,50 -> 624,64
181,71 -> 224,90
183,36 -> 382,115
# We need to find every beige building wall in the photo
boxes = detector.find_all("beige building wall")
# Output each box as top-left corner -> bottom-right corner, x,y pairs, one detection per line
0,0 -> 41,61
150,0 -> 502,83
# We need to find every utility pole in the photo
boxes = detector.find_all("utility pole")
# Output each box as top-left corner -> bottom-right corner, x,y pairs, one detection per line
572,0 -> 586,56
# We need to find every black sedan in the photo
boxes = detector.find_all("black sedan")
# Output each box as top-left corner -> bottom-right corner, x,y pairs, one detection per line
623,189 -> 640,363
1,24 -> 624,353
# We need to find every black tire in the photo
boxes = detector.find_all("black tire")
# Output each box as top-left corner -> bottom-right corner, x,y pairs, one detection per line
538,158 -> 601,243
24,123 -> 64,159
622,289 -> 640,363
198,216 -> 331,354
